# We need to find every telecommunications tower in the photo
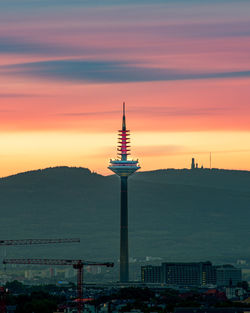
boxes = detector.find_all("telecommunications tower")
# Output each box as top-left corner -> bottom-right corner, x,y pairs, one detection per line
108,102 -> 140,282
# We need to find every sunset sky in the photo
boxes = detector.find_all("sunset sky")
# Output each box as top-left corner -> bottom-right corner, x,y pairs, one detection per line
0,0 -> 250,176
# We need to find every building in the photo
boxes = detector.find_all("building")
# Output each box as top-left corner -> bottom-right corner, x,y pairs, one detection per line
162,262 -> 216,286
225,286 -> 246,300
141,261 -> 242,287
191,157 -> 199,169
202,261 -> 217,286
141,265 -> 162,283
191,158 -> 195,170
141,262 -> 216,286
216,265 -> 242,287
108,103 -> 140,283
174,309 -> 250,313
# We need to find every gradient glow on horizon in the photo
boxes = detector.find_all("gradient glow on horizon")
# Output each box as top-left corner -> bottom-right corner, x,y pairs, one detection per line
0,0 -> 250,176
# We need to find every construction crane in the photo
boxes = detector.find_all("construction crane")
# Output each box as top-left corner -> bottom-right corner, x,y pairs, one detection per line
0,238 -> 80,246
0,238 -> 80,313
3,259 -> 114,313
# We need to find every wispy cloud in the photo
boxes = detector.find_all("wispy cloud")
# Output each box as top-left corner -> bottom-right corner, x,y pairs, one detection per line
0,36 -> 95,56
0,0 -> 203,10
87,144 -> 186,159
0,0 -> 244,9
135,145 -> 186,157
131,106 -> 231,117
147,21 -> 250,39
0,37 -> 62,55
137,147 -> 250,158
57,105 -> 231,118
0,93 -> 41,98
57,110 -> 120,117
2,59 -> 250,83
192,149 -> 250,155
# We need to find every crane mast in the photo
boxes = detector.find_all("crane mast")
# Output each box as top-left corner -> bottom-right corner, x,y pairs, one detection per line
3,259 -> 114,313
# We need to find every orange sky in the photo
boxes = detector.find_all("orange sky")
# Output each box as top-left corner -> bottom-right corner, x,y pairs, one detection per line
0,1 -> 250,177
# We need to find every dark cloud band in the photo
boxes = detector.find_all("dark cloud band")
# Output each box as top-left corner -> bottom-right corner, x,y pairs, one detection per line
1,59 -> 250,84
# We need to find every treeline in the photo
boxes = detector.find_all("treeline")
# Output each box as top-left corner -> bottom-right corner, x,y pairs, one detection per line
4,281 -> 70,313
3,281 -> 250,313
93,287 -> 250,313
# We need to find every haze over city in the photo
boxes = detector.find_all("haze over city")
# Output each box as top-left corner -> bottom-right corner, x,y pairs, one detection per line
0,0 -> 250,177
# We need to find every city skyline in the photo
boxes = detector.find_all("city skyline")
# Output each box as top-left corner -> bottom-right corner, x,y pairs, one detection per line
0,0 -> 250,176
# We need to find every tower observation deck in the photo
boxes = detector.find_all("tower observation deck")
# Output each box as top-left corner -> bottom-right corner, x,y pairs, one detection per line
108,102 -> 140,282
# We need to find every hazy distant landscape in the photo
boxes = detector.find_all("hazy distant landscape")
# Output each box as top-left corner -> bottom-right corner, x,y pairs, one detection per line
0,166 -> 249,264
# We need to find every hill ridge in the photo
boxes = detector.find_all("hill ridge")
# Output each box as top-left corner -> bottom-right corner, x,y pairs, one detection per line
0,166 -> 249,264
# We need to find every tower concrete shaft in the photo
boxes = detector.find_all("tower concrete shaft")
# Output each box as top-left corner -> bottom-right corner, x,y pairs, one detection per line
120,176 -> 128,282
108,102 -> 140,282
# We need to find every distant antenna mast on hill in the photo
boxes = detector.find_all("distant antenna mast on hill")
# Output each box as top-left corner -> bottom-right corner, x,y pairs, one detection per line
210,152 -> 212,170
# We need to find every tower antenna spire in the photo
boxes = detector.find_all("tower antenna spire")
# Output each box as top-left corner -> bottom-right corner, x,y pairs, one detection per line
122,102 -> 126,131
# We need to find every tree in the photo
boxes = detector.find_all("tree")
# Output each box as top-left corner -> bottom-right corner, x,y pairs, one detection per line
5,280 -> 27,294
237,281 -> 249,291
